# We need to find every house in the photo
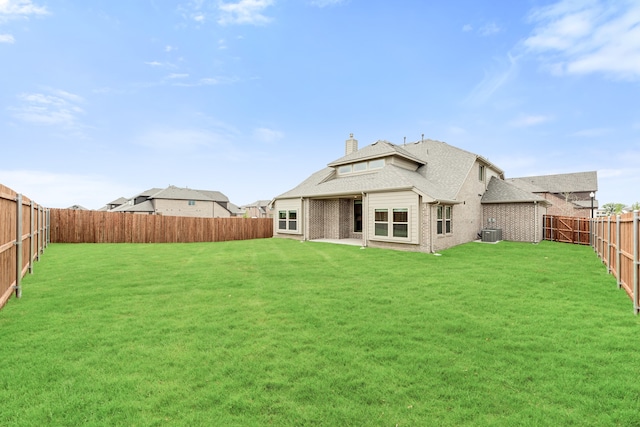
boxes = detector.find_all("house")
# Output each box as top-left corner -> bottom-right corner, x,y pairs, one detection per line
107,186 -> 236,218
271,134 -> 596,252
274,135 -> 545,253
241,200 -> 274,218
507,171 -> 598,218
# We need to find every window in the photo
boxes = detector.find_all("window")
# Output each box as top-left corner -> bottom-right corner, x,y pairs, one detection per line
353,162 -> 367,172
374,209 -> 388,236
188,200 -> 196,206
354,200 -> 362,233
374,207 -> 409,239
337,159 -> 386,175
437,205 -> 453,235
479,164 -> 485,182
369,159 -> 385,170
392,208 -> 408,237
288,210 -> 297,230
338,165 -> 352,174
278,210 -> 298,231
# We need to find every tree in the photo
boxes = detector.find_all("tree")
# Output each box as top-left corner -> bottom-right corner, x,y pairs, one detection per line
631,202 -> 640,211
601,202 -> 625,215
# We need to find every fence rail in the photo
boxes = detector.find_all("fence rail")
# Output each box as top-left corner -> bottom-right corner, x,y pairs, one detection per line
0,184 -> 49,310
49,209 -> 273,244
592,211 -> 640,314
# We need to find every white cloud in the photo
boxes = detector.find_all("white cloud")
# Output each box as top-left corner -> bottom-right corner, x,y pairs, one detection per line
218,0 -> 274,26
0,0 -> 48,17
253,127 -> 283,143
524,0 -> 640,80
571,127 -> 611,137
464,52 -> 519,105
509,114 -> 553,127
0,33 -> 14,42
479,22 -> 501,36
10,90 -> 85,128
462,24 -> 473,32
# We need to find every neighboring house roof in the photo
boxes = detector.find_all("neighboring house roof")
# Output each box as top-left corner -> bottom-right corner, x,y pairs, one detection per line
482,176 -> 550,205
147,186 -> 229,202
108,197 -> 129,206
227,202 -> 244,215
508,171 -> 598,194
67,204 -> 89,210
113,200 -> 155,213
276,139 -> 504,203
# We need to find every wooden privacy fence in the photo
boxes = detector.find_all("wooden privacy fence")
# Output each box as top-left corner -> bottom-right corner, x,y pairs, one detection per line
543,215 -> 591,245
50,209 -> 273,244
0,184 -> 49,309
592,212 -> 640,314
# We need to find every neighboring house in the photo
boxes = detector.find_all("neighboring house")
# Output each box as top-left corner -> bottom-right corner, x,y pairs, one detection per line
273,135 -> 514,253
107,186 -> 235,218
241,200 -> 274,218
67,204 -> 89,210
105,197 -> 129,210
507,171 -> 598,218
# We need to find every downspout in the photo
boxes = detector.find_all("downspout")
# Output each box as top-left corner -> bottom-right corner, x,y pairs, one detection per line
431,201 -> 441,253
534,201 -> 538,243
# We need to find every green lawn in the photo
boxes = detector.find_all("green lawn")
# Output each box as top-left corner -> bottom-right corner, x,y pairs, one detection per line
1,239 -> 639,426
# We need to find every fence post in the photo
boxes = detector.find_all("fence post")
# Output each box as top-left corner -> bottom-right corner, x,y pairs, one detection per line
15,194 -> 23,298
29,201 -> 34,273
616,215 -> 621,289
634,211 -> 639,314
46,208 -> 50,247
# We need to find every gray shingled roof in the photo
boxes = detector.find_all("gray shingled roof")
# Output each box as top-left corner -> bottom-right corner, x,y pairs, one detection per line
328,140 -> 425,167
148,186 -> 228,202
276,139 -> 500,202
508,171 -> 598,193
108,197 -> 129,205
482,176 -> 550,204
119,200 -> 155,213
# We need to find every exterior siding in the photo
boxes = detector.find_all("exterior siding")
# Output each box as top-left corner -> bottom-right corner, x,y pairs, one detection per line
273,198 -> 303,236
367,191 -> 420,245
482,203 -> 547,242
153,199 -> 215,218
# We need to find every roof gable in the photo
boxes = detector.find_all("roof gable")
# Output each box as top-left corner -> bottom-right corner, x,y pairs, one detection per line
327,140 -> 424,167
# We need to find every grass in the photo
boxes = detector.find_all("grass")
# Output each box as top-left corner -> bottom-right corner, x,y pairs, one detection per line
1,239 -> 639,426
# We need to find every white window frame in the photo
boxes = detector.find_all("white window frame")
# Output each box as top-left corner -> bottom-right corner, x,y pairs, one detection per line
373,207 -> 410,240
437,205 -> 453,235
278,210 -> 298,232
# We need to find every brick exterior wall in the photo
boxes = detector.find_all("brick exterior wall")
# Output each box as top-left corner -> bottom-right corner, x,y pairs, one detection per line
482,203 -> 547,242
543,193 -> 590,218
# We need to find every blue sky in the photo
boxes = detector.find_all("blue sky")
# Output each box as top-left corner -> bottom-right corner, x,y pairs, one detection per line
1,0 -> 639,209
